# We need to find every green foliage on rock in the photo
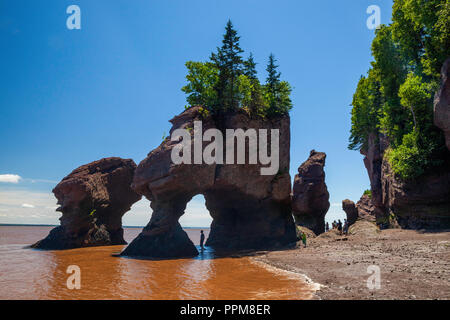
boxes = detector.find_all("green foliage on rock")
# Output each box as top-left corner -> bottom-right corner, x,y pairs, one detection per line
349,0 -> 449,180
363,189 -> 372,198
181,20 -> 292,118
181,61 -> 218,108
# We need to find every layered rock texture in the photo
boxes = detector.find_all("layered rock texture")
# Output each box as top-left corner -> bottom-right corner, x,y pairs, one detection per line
120,106 -> 296,259
360,132 -> 450,229
32,158 -> 141,249
342,195 -> 377,226
355,194 -> 376,223
434,58 -> 450,151
380,160 -> 450,229
292,150 -> 330,235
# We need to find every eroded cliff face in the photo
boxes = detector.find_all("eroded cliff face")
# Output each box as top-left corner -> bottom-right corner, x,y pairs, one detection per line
359,131 -> 450,229
291,150 -> 330,235
121,106 -> 296,259
380,159 -> 450,229
342,195 -> 377,226
32,158 -> 142,249
355,194 -> 377,223
434,58 -> 450,151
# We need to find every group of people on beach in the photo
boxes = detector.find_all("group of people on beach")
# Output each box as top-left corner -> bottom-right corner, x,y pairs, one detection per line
325,219 -> 349,235
199,218 -> 349,252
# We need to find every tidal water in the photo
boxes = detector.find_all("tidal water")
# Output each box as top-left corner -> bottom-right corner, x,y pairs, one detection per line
0,225 -> 315,300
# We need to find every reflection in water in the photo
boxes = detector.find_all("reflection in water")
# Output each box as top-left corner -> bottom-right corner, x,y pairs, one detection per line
0,226 -> 316,300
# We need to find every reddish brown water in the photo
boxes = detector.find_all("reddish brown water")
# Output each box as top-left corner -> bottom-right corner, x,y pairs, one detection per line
0,226 -> 315,300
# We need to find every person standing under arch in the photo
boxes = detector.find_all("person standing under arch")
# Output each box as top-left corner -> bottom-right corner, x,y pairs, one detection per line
200,230 -> 205,251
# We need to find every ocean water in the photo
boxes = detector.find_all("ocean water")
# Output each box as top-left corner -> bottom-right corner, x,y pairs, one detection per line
0,225 -> 314,300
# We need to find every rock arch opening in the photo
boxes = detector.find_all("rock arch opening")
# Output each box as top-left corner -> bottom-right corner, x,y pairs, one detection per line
122,197 -> 152,228
120,106 -> 297,259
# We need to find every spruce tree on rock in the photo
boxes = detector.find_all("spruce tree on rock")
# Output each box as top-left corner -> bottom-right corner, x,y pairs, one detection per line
266,53 -> 281,93
244,53 -> 257,79
210,20 -> 244,112
264,54 -> 292,116
243,52 -> 265,116
265,54 -> 281,115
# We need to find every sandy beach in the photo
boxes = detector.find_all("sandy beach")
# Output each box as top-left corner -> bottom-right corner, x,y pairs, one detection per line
253,221 -> 450,300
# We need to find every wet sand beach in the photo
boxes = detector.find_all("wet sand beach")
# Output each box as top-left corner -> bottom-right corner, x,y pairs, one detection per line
254,223 -> 450,300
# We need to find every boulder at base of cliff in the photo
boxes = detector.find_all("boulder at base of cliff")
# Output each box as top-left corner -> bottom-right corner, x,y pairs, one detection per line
355,194 -> 377,223
296,226 -> 316,240
348,220 -> 380,237
292,150 -> 330,235
32,157 -> 142,250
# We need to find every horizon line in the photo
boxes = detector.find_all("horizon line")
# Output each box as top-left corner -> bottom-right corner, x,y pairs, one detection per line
0,223 -> 211,229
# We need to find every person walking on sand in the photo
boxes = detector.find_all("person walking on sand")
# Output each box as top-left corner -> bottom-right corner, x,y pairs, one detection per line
343,219 -> 349,235
200,230 -> 205,251
325,222 -> 329,232
337,219 -> 343,235
301,232 -> 307,248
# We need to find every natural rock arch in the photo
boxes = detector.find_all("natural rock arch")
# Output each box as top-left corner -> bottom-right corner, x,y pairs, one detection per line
120,106 -> 297,259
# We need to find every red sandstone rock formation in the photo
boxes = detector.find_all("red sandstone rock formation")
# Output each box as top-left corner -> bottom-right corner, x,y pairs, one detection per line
342,199 -> 358,225
292,150 -> 330,235
342,195 -> 377,226
32,157 -> 141,249
355,194 -> 376,223
359,131 -> 450,229
380,159 -> 450,229
120,106 -> 296,259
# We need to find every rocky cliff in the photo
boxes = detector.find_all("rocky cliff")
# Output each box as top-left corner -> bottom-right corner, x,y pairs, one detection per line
292,150 -> 330,235
358,57 -> 450,229
359,131 -> 450,229
434,58 -> 450,151
355,194 -> 377,223
120,106 -> 297,259
380,159 -> 450,229
32,158 -> 141,249
342,195 -> 377,225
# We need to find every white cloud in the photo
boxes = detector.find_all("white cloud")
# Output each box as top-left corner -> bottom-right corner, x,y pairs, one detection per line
0,190 -> 212,227
0,190 -> 60,224
27,178 -> 58,184
0,174 -> 22,183
331,202 -> 341,207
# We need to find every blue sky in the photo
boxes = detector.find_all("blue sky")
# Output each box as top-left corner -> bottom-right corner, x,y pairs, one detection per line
0,0 -> 393,227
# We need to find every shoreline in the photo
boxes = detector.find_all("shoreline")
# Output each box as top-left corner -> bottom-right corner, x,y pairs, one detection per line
249,258 -> 323,300
252,221 -> 450,300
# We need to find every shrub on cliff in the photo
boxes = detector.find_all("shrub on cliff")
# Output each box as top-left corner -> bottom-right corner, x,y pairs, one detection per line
181,20 -> 292,118
348,0 -> 449,180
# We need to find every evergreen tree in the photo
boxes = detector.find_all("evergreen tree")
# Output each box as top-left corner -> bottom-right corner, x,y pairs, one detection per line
181,20 -> 293,118
242,53 -> 265,116
210,20 -> 244,112
265,53 -> 281,94
264,54 -> 292,116
244,53 -> 257,79
348,0 -> 449,180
